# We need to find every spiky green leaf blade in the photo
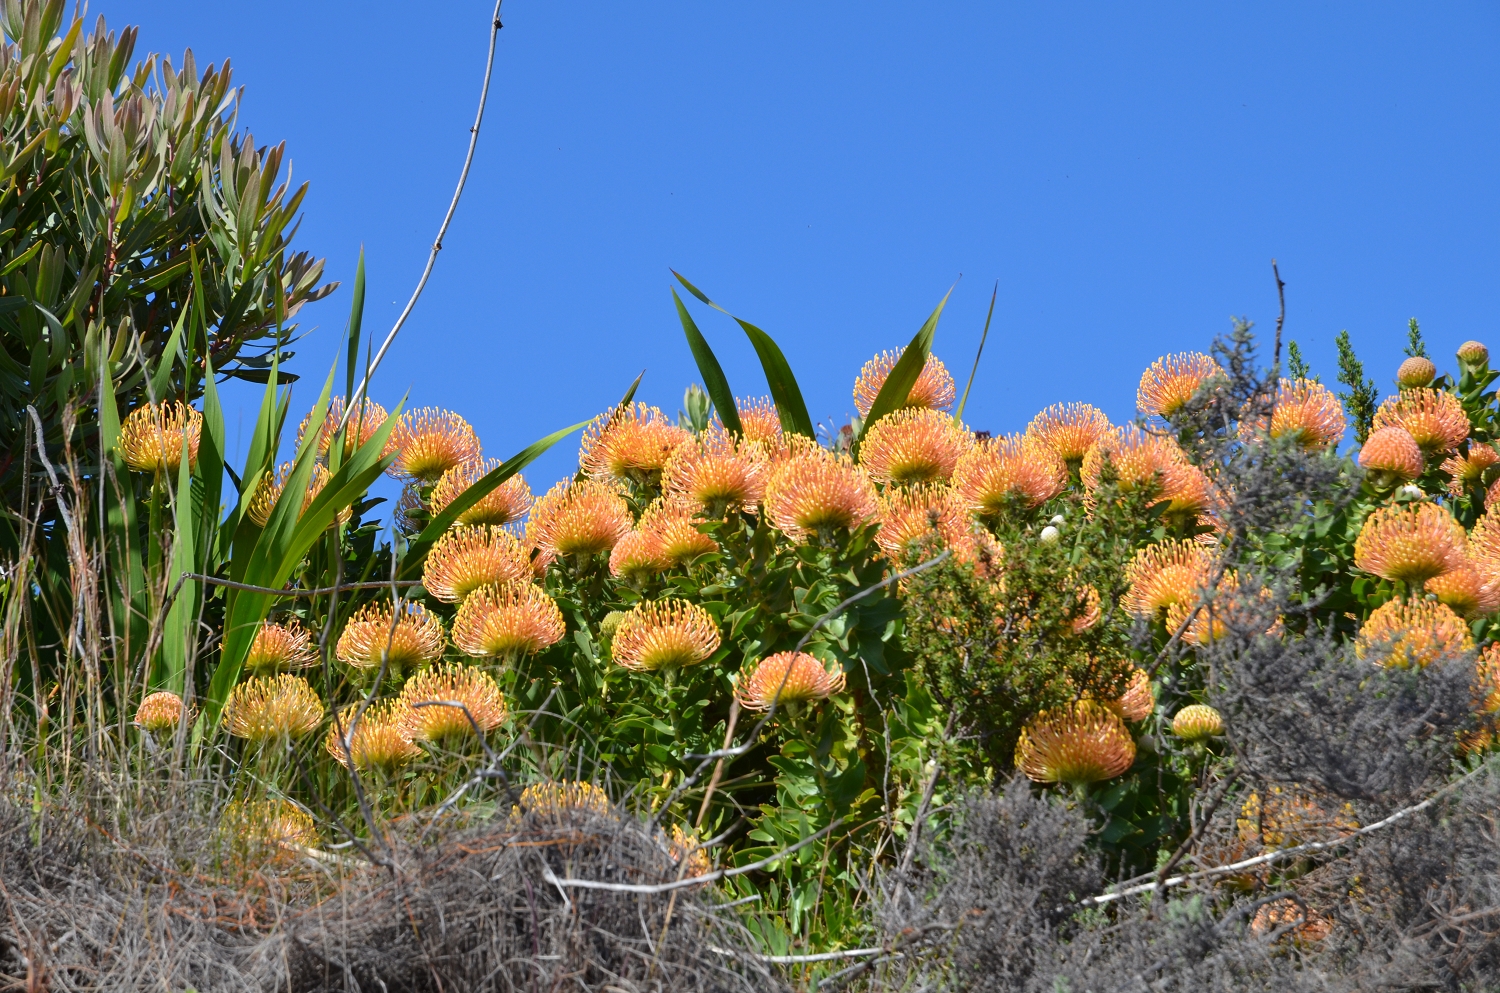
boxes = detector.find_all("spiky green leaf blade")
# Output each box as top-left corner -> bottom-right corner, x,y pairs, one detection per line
344,249 -> 366,401
148,303 -> 190,403
673,288 -> 741,435
954,281 -> 996,424
857,285 -> 955,442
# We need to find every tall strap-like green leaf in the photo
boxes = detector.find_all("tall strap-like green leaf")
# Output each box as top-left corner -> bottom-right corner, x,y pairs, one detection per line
672,287 -> 740,435
672,270 -> 814,438
857,284 -> 955,442
402,419 -> 589,577
147,303 -> 190,404
954,280 -> 997,424
344,249 -> 366,402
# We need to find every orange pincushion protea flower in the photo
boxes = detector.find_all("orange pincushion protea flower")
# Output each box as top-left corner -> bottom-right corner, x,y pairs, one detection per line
1024,402 -> 1111,464
1443,443 -> 1499,496
663,426 -> 769,514
764,451 -> 879,541
952,434 -> 1067,514
423,525 -> 532,603
1397,356 -> 1437,388
638,498 -> 718,565
393,484 -> 425,534
519,780 -> 612,817
430,458 -> 533,527
1459,341 -> 1490,364
1137,352 -> 1222,417
335,601 -> 446,672
118,401 -> 202,474
735,651 -> 846,711
134,691 -> 186,734
297,396 -> 390,461
247,462 -> 341,528
1238,786 -> 1359,847
325,702 -> 421,772
1477,644 -> 1500,714
609,529 -> 669,580
718,396 -> 786,457
398,663 -> 507,743
1355,598 -> 1474,668
1067,584 -> 1102,634
579,402 -> 692,481
667,824 -> 712,877
1268,379 -> 1346,450
220,799 -> 318,855
1353,502 -> 1467,586
527,479 -> 633,558
611,599 -> 720,672
389,407 -> 482,482
874,484 -> 967,561
1249,900 -> 1332,944
1080,425 -> 1188,506
1123,539 -> 1215,618
1371,388 -> 1470,453
223,674 -> 324,743
1162,571 -> 1281,645
852,350 -> 957,416
1358,426 -> 1425,485
1425,561 -> 1500,618
243,617 -> 319,674
1015,701 -> 1136,786
1106,668 -> 1154,723
859,407 -> 972,485
452,581 -> 566,659
1172,704 -> 1224,741
1470,510 -> 1500,575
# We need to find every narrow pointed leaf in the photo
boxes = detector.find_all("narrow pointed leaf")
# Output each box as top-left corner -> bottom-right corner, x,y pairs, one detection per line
148,303 -> 190,403
954,280 -> 997,424
344,249 -> 365,401
673,288 -> 740,435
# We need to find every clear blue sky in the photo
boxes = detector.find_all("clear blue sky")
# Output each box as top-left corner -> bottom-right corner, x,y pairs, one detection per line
106,1 -> 1500,499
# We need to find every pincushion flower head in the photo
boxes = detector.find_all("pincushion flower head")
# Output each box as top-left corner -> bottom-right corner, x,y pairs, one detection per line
736,651 -> 847,712
1106,668 -> 1154,723
223,674 -> 324,744
1469,510 -> 1500,578
430,458 -> 532,527
579,402 -> 692,483
1458,340 -> 1490,366
423,525 -> 531,602
609,529 -> 668,581
325,701 -> 421,772
858,407 -> 972,485
220,799 -> 318,856
874,483 -> 967,561
721,396 -> 786,457
297,396 -> 389,462
247,462 -> 340,528
1269,378 -> 1346,450
1443,443 -> 1499,496
392,484 -> 425,534
1425,561 -> 1500,618
1163,571 -> 1281,645
952,434 -> 1066,515
134,691 -> 186,735
335,601 -> 446,673
1397,356 -> 1437,389
452,581 -> 566,660
1123,539 -> 1215,618
1355,598 -> 1474,668
1080,425 -> 1188,507
1353,502 -> 1467,586
243,617 -> 319,674
764,450 -> 878,542
1015,700 -> 1136,786
611,598 -> 720,672
398,663 -> 507,744
1371,388 -> 1470,454
519,780 -> 612,817
638,497 -> 718,565
1172,704 -> 1224,742
1024,402 -> 1110,465
663,426 -> 769,515
667,824 -> 712,878
1137,352 -> 1222,417
388,407 -> 482,482
1476,644 -> 1500,714
118,401 -> 202,474
1358,426 -> 1425,487
852,349 -> 957,416
526,479 -> 633,559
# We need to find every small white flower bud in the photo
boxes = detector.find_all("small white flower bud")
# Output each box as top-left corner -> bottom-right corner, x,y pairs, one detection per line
1397,484 -> 1425,500
1039,525 -> 1061,544
1050,515 -> 1066,526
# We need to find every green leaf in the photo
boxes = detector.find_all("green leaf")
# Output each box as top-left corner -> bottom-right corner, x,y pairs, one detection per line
619,370 -> 644,409
401,419 -> 589,576
344,249 -> 365,401
954,280 -> 996,423
671,270 -> 814,438
858,284 -> 955,442
148,303 -> 190,403
673,287 -> 741,435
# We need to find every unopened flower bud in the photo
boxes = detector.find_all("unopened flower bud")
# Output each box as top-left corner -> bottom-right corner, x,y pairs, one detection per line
1039,525 -> 1060,544
1049,515 -> 1066,526
1396,356 -> 1436,388
1458,341 -> 1489,365
1397,484 -> 1425,500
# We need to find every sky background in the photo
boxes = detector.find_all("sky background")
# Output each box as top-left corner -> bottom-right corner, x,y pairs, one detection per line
105,1 -> 1500,507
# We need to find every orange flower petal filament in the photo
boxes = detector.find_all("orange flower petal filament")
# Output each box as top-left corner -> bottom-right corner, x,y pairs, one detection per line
852,350 -> 957,416
735,651 -> 846,711
423,525 -> 532,603
118,401 -> 202,474
389,407 -> 482,482
1137,352 -> 1222,417
335,601 -> 446,672
451,581 -> 566,659
611,599 -> 720,671
1015,700 -> 1136,785
430,458 -> 533,527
